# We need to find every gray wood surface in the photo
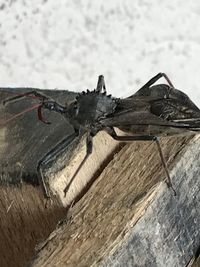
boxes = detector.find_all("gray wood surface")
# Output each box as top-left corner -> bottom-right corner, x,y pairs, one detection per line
0,88 -> 120,267
0,89 -> 199,266
30,135 -> 200,267
0,88 -> 76,267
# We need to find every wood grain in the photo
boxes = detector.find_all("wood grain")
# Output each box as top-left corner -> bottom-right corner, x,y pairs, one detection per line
0,128 -> 120,267
30,135 -> 200,267
0,185 -> 66,267
1,127 -> 200,266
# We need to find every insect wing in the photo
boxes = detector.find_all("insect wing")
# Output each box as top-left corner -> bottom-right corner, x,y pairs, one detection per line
101,90 -> 200,136
101,108 -> 192,128
134,84 -> 200,113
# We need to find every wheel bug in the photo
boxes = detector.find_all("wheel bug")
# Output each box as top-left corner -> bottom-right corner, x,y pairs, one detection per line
3,73 -> 200,199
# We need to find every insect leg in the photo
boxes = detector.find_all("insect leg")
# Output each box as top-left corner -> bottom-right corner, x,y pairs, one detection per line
139,72 -> 175,90
96,75 -> 107,93
38,100 -> 67,124
63,133 -> 93,196
37,131 -> 79,198
3,91 -> 50,105
107,128 -> 176,195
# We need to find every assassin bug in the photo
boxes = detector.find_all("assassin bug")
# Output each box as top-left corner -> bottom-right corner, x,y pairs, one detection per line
3,73 -> 200,199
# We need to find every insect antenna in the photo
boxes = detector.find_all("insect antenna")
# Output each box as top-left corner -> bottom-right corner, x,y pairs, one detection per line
3,91 -> 48,105
0,104 -> 43,125
2,90 -> 53,124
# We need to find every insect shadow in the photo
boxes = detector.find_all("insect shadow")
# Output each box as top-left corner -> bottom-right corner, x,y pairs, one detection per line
3,73 -> 200,199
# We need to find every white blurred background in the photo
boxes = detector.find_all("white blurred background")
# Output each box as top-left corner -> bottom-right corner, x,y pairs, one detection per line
0,1 -> 200,105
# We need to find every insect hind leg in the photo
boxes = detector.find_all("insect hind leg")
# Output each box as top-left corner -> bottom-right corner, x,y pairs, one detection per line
139,73 -> 175,91
107,127 -> 176,196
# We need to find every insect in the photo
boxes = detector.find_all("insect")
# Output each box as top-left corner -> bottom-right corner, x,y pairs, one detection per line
2,73 -> 200,199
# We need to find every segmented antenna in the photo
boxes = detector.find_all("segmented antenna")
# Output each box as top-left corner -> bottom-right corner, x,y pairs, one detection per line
0,104 -> 42,125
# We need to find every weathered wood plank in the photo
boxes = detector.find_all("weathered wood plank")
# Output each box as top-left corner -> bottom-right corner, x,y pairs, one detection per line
0,88 -> 77,267
191,256 -> 200,267
0,88 -> 121,267
0,185 -> 66,267
1,89 -> 200,266
0,88 -> 120,205
30,135 -> 200,267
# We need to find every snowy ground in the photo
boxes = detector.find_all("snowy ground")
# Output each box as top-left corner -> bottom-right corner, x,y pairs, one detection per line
0,1 -> 200,105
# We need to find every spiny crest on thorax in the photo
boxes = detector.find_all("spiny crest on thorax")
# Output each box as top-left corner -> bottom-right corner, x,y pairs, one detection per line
74,89 -> 118,123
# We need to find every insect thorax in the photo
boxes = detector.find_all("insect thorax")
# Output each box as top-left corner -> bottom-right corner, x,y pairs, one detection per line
68,90 -> 117,127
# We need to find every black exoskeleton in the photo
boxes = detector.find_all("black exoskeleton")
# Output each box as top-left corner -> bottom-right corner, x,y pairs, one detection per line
3,73 -> 200,198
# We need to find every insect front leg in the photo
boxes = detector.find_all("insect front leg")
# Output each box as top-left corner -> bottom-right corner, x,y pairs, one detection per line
107,127 -> 176,195
38,100 -> 67,124
63,132 -> 93,196
37,131 -> 79,199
